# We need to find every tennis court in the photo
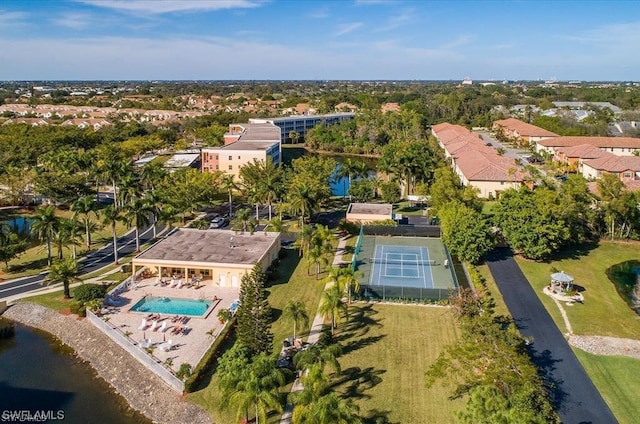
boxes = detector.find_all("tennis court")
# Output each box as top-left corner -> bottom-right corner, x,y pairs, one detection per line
355,235 -> 458,301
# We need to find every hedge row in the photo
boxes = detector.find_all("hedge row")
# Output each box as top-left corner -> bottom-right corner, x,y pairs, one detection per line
183,318 -> 236,393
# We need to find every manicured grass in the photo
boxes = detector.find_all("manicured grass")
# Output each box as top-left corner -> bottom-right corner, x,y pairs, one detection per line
394,201 -> 427,216
21,289 -> 78,312
0,208 -> 130,280
573,349 -> 640,424
476,264 -> 510,317
515,241 -> 640,338
341,235 -> 356,263
187,248 -> 327,422
333,303 -> 462,423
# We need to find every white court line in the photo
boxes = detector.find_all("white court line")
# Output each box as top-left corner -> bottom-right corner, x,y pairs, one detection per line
376,245 -> 384,286
419,247 -> 427,288
424,247 -> 434,289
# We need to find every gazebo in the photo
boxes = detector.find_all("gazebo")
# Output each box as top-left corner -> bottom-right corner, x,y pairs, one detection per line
551,271 -> 574,292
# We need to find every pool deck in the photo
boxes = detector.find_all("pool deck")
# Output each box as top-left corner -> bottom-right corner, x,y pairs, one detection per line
102,278 -> 239,373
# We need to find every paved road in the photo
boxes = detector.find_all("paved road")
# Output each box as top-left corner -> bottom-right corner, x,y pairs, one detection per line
0,224 -> 163,300
486,248 -> 616,424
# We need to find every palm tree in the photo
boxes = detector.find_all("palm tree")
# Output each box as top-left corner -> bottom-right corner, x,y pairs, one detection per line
45,257 -> 82,299
289,131 -> 300,145
318,285 -> 347,336
71,196 -> 98,251
307,244 -> 328,280
231,208 -> 257,234
293,344 -> 342,377
143,191 -> 163,238
123,197 -> 151,252
293,392 -> 361,424
51,218 -> 83,260
284,300 -> 309,340
30,205 -> 59,266
221,174 -> 238,218
287,183 -> 318,231
99,155 -> 131,208
139,161 -> 166,192
228,354 -> 286,424
330,266 -> 361,304
296,224 -> 314,258
100,205 -> 122,264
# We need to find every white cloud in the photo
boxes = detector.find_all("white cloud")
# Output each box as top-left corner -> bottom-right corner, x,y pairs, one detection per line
334,22 -> 363,36
308,7 -> 330,19
439,34 -> 474,49
565,21 -> 640,45
52,12 -> 93,30
77,0 -> 265,14
0,10 -> 28,28
376,8 -> 414,31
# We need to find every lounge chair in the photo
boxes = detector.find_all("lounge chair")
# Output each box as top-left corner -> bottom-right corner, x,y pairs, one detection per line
168,279 -> 177,288
137,319 -> 148,330
181,326 -> 190,336
159,340 -> 173,351
149,320 -> 159,331
176,279 -> 183,289
172,325 -> 183,335
159,321 -> 168,332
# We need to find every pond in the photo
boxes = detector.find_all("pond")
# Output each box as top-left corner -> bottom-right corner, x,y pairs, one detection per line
0,322 -> 150,423
1,216 -> 34,236
606,260 -> 640,314
283,147 -> 378,197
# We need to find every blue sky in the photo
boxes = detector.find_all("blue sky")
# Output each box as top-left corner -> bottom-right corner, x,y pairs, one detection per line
0,0 -> 638,81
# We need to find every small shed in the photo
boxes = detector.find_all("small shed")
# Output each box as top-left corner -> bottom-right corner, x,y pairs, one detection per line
551,271 -> 574,291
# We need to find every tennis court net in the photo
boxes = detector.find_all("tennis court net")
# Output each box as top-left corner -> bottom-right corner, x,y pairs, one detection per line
368,258 -> 437,266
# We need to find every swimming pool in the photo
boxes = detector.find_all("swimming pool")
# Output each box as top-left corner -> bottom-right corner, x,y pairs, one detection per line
130,297 -> 213,317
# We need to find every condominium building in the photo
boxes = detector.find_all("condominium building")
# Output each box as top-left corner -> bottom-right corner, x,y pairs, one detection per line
249,112 -> 354,143
201,122 -> 281,180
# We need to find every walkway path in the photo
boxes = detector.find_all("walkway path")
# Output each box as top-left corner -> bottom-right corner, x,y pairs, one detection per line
486,248 -> 615,423
279,235 -> 350,424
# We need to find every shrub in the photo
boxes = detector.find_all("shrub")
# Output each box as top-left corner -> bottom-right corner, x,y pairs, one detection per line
74,284 -> 106,302
69,301 -> 81,315
77,304 -> 87,318
176,363 -> 192,381
120,264 -> 132,273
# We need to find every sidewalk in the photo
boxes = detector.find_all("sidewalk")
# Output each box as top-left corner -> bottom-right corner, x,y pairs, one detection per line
279,235 -> 350,423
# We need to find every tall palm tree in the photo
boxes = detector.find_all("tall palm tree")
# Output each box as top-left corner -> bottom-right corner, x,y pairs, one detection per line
71,196 -> 98,251
100,204 -> 122,264
45,257 -> 82,299
228,354 -> 286,424
284,300 -> 309,340
289,131 -> 300,145
100,156 -> 131,208
139,161 -> 166,192
221,174 -> 238,218
329,266 -> 361,305
231,207 -> 256,234
296,224 -> 314,258
293,344 -> 342,377
30,205 -> 59,266
287,182 -> 318,231
123,197 -> 151,252
307,244 -> 328,280
143,191 -> 163,238
318,285 -> 347,336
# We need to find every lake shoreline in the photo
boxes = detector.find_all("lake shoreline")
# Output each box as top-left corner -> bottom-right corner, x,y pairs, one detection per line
2,302 -> 212,424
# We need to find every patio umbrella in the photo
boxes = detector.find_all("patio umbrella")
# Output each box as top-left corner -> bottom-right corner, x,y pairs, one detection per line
143,331 -> 146,340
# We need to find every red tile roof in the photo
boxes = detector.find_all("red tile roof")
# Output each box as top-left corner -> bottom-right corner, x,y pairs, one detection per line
556,144 -> 611,159
493,118 -> 559,138
538,136 -> 640,149
583,155 -> 640,173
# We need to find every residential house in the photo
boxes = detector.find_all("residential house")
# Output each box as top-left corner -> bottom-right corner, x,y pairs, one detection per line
492,118 -> 559,145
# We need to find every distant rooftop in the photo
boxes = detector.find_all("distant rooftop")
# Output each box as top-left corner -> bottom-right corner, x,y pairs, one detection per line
347,203 -> 393,216
164,153 -> 200,168
135,228 -> 279,266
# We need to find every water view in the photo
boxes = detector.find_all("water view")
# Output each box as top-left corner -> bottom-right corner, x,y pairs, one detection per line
0,323 -> 149,423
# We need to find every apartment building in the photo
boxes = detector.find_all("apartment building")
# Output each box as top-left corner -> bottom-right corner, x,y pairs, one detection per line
201,122 -> 281,180
492,118 -> 558,144
431,123 -> 527,198
249,112 -> 354,143
536,136 -> 640,157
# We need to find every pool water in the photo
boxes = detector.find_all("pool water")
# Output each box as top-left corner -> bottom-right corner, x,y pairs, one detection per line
130,297 -> 213,317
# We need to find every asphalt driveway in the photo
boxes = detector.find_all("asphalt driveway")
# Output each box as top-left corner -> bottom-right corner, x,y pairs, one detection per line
486,248 -> 616,424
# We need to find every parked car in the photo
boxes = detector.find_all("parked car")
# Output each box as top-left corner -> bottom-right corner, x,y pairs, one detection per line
209,217 -> 227,229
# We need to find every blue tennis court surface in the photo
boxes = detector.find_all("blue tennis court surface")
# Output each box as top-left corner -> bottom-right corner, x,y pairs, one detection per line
369,245 -> 434,288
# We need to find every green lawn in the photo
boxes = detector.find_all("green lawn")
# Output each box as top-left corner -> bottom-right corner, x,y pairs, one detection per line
394,201 -> 427,216
333,303 -> 462,423
515,241 -> 640,338
20,289 -> 80,312
187,248 -> 327,422
475,264 -> 510,317
573,349 -> 640,424
0,208 -> 131,280
341,235 -> 356,263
